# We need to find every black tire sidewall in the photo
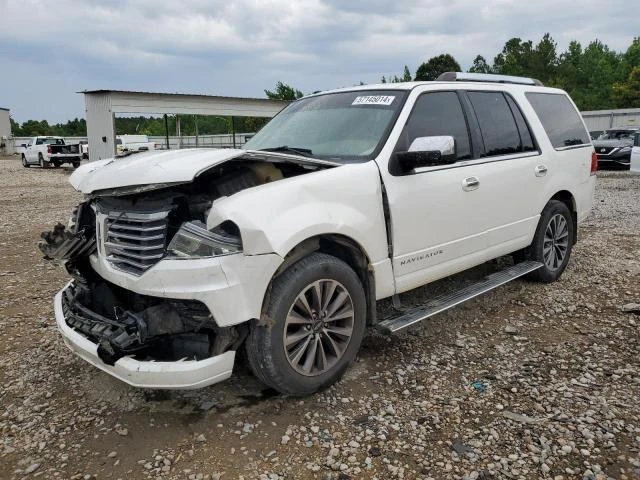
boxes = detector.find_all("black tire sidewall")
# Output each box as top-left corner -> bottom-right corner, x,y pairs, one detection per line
251,254 -> 366,395
22,154 -> 28,167
529,200 -> 574,282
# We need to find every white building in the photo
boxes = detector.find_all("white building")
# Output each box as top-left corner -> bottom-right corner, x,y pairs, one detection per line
0,107 -> 11,155
581,108 -> 640,131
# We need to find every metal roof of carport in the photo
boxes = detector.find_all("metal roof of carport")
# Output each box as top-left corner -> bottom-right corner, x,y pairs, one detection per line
81,89 -> 290,161
80,89 -> 289,116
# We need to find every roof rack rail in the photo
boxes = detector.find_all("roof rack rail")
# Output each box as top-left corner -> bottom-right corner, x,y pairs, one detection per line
437,72 -> 544,87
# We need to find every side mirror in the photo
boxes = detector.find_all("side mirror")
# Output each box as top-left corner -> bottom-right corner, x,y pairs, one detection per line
21,143 -> 28,148
394,136 -> 456,173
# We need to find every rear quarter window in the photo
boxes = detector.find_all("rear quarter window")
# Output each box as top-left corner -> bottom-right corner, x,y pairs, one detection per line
525,92 -> 590,149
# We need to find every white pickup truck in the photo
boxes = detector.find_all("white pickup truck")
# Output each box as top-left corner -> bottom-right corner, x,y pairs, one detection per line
116,134 -> 156,154
41,73 -> 596,395
21,136 -> 82,168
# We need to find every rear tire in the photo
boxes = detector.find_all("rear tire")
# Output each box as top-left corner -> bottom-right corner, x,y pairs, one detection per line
520,200 -> 574,283
38,153 -> 48,169
22,154 -> 30,168
72,160 -> 81,169
52,160 -> 61,168
245,253 -> 366,395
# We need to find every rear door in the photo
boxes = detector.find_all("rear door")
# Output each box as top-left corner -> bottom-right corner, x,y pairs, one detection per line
463,90 -> 542,249
378,87 -> 544,294
26,138 -> 37,162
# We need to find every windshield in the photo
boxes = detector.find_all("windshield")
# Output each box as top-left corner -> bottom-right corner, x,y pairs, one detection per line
243,90 -> 408,162
597,130 -> 635,140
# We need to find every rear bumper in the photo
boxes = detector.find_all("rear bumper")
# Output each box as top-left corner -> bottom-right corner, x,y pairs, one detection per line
54,283 -> 235,389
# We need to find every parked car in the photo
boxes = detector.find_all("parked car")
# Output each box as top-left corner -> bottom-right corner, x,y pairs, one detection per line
41,72 -> 595,395
592,127 -> 639,170
632,131 -> 640,173
116,134 -> 155,154
21,136 -> 81,168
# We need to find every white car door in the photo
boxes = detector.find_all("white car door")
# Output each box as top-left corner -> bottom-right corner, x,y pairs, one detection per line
632,132 -> 640,173
26,138 -> 36,162
378,88 -> 541,294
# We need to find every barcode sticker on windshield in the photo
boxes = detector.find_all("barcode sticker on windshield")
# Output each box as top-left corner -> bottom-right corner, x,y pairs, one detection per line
352,95 -> 395,106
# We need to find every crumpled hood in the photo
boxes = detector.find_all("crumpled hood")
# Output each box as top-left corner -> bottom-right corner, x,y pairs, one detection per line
70,148 -> 246,194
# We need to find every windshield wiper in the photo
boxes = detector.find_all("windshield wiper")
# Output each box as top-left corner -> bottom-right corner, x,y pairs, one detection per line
258,146 -> 314,157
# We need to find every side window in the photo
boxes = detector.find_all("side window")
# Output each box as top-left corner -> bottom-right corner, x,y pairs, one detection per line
403,92 -> 471,160
35,138 -> 43,145
635,133 -> 640,147
505,95 -> 536,152
467,91 -> 521,157
525,92 -> 590,149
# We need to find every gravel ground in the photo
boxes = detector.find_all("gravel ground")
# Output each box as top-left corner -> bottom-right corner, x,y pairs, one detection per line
0,156 -> 639,480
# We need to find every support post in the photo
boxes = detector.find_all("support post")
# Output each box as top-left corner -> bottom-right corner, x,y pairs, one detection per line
164,114 -> 170,150
194,115 -> 199,148
176,114 -> 181,149
231,116 -> 236,149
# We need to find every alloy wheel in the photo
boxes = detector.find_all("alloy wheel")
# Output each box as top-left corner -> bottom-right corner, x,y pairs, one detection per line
543,213 -> 569,271
283,279 -> 355,376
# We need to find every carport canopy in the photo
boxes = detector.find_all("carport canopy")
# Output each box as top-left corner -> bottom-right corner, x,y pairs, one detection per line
81,89 -> 290,161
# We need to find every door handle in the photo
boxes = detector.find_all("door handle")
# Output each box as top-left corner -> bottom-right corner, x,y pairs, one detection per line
535,164 -> 548,177
462,176 -> 480,191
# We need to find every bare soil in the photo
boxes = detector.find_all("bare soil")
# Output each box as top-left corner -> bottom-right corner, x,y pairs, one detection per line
0,156 -> 638,480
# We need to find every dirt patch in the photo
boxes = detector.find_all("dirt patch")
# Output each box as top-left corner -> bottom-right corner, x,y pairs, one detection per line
0,157 -> 639,480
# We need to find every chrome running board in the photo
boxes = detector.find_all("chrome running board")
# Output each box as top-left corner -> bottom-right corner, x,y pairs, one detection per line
378,261 -> 543,334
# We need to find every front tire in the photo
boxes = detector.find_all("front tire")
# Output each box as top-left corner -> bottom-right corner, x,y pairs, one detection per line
245,253 -> 366,395
521,200 -> 574,283
22,154 -> 30,168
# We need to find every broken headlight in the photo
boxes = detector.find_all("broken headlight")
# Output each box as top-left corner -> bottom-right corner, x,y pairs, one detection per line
167,221 -> 242,259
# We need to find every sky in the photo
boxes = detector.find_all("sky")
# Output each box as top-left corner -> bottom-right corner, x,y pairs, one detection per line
0,0 -> 636,123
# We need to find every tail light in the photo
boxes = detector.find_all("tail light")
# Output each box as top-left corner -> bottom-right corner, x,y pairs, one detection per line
47,144 -> 52,155
590,151 -> 598,176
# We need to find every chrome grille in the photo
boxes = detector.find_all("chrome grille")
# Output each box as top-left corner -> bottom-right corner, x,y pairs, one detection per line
101,210 -> 170,275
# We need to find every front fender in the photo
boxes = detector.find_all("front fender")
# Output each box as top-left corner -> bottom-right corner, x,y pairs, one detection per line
207,161 -> 389,263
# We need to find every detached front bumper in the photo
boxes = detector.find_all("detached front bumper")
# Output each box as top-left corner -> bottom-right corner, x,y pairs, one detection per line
54,283 -> 235,389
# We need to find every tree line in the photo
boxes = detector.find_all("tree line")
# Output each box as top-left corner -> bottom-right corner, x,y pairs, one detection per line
9,33 -> 639,137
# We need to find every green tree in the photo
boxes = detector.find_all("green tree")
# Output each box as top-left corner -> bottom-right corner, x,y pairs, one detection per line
493,37 -> 534,76
529,33 -> 558,83
468,55 -> 492,74
382,66 -> 412,83
9,117 -> 21,136
415,54 -> 461,81
612,66 -> 640,107
617,37 -> 640,81
265,82 -> 303,101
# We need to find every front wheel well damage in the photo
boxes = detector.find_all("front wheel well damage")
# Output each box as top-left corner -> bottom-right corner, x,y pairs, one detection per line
265,234 -> 377,326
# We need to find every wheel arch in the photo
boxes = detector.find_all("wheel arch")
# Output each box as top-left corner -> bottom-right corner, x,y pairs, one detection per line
268,234 -> 378,326
549,190 -> 578,244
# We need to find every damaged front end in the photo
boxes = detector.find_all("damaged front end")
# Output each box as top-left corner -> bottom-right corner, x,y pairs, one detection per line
40,155 -> 327,378
60,279 -> 246,365
38,202 -> 96,266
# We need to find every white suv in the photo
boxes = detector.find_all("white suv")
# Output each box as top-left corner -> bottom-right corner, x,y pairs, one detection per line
43,73 -> 596,395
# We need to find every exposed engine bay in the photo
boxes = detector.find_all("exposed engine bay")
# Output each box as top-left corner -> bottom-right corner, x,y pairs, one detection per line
40,156 -> 333,363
